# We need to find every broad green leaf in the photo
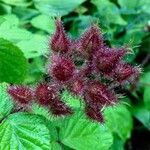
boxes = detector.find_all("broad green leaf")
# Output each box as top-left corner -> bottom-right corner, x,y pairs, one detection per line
133,104 -> 150,130
0,83 -> 13,120
17,34 -> 48,58
0,38 -> 27,83
0,113 -> 51,150
58,111 -> 113,150
91,0 -> 127,25
0,0 -> 32,6
104,104 -> 133,141
0,15 -> 32,43
31,14 -> 55,33
33,0 -> 86,16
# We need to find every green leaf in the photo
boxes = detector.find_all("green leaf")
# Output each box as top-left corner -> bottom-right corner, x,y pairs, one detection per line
33,0 -> 86,16
57,111 -> 113,150
104,104 -> 133,141
0,2 -> 12,14
51,142 -> 62,150
0,15 -> 32,43
17,34 -> 48,58
133,104 -> 150,130
91,0 -> 127,25
144,87 -> 150,110
0,83 -> 13,120
61,90 -> 83,109
31,14 -> 55,33
0,38 -> 28,83
118,0 -> 150,14
0,113 -> 51,150
31,103 -> 52,120
13,7 -> 39,21
0,0 -> 32,6
110,135 -> 124,150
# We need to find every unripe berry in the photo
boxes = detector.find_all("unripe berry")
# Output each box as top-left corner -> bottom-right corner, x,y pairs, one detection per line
84,81 -> 116,106
68,79 -> 85,95
51,57 -> 75,82
8,86 -> 34,104
112,63 -> 140,84
50,98 -> 72,116
85,104 -> 104,123
35,83 -> 57,106
77,25 -> 103,59
94,48 -> 126,74
50,19 -> 70,53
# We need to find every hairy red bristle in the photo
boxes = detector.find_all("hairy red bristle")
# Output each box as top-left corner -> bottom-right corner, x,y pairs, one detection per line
50,19 -> 70,54
94,48 -> 126,74
84,81 -> 116,106
50,98 -> 72,116
85,104 -> 104,123
76,25 -> 103,59
112,63 -> 140,84
35,83 -> 57,106
51,57 -> 75,82
8,86 -> 34,104
68,79 -> 85,95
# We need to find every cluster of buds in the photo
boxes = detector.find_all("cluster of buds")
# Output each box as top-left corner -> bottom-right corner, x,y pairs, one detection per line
8,18 -> 141,122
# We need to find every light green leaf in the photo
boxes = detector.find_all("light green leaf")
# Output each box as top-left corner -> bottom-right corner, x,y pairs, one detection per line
0,15 -> 32,43
33,0 -> 86,16
104,104 -> 133,141
0,83 -> 13,120
0,0 -> 32,6
0,38 -> 27,83
133,104 -> 150,130
0,113 -> 51,150
118,0 -> 150,14
61,90 -> 83,109
17,34 -> 48,58
58,111 -> 113,150
31,103 -> 52,120
31,14 -> 55,33
91,0 -> 127,25
51,142 -> 62,150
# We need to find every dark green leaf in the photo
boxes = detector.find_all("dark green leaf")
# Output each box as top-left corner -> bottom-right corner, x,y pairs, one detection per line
132,104 -> 150,130
0,38 -> 27,83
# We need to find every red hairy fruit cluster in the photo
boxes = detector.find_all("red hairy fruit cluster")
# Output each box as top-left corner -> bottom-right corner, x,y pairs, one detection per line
8,18 -> 141,122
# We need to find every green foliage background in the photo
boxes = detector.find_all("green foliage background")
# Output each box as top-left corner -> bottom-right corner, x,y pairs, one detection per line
0,0 -> 150,150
